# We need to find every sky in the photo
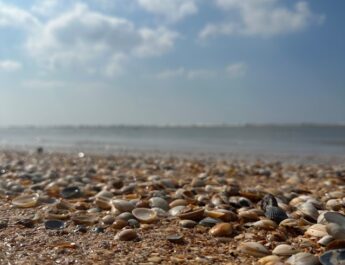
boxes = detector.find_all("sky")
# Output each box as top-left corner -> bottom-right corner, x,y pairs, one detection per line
0,0 -> 344,126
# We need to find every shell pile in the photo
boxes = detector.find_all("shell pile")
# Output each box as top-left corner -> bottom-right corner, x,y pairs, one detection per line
0,150 -> 344,264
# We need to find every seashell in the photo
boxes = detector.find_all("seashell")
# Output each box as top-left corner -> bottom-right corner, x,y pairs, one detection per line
240,188 -> 265,202
238,242 -> 271,257
199,217 -> 221,227
115,229 -> 138,241
251,219 -> 277,230
178,207 -> 204,221
205,209 -> 238,222
169,199 -> 187,208
258,255 -> 281,265
298,202 -> 319,222
286,252 -> 320,265
101,215 -> 115,225
116,212 -> 134,221
179,220 -> 197,228
149,197 -> 169,211
12,193 -> 39,208
260,194 -> 278,211
318,211 -> 330,224
95,196 -> 112,210
238,209 -> 260,222
305,224 -> 328,238
132,208 -> 157,223
272,244 -> 299,256
326,240 -> 345,251
71,212 -> 98,225
60,186 -> 82,199
111,219 -> 128,229
318,235 -> 335,246
324,212 -> 345,226
112,199 -> 135,213
169,206 -> 186,217
326,223 -> 345,240
166,234 -> 184,244
45,209 -> 70,220
209,223 -> 233,237
44,220 -> 65,230
326,199 -> 344,211
151,207 -> 168,217
229,196 -> 252,208
265,206 -> 288,224
319,249 -> 345,265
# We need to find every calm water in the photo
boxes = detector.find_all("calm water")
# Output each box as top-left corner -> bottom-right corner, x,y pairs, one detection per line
0,126 -> 345,157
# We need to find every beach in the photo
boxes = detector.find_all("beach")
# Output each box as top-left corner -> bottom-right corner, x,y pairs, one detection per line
0,149 -> 344,264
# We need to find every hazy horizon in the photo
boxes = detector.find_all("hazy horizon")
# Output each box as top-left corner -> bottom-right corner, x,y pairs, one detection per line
1,0 -> 344,126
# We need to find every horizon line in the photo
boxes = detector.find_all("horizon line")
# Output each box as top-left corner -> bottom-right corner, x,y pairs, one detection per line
1,122 -> 345,129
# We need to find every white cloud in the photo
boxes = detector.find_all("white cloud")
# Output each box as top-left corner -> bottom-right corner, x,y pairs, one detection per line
0,2 -> 40,29
31,0 -> 60,16
225,62 -> 247,78
25,4 -> 178,76
155,68 -> 217,80
187,69 -> 216,80
0,60 -> 22,72
156,67 -> 185,79
137,0 -> 198,23
200,0 -> 324,38
134,27 -> 179,57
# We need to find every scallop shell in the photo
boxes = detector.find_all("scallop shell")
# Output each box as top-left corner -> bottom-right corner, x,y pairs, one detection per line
132,208 -> 157,223
238,242 -> 271,257
12,193 -> 39,208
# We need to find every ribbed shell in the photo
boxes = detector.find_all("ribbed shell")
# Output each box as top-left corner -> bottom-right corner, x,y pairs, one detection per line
265,206 -> 288,224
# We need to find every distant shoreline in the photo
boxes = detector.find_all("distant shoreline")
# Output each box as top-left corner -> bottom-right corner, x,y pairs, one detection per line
1,123 -> 345,129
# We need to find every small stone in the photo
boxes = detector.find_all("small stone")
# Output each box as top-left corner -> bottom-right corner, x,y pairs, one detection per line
111,219 -> 128,229
92,227 -> 105,233
74,225 -> 87,233
45,220 -> 65,230
60,186 -> 82,199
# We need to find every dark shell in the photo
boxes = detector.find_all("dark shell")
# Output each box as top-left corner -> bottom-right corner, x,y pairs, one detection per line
325,212 -> 345,226
45,220 -> 65,230
265,206 -> 288,224
60,186 -> 82,199
199,217 -> 222,228
260,194 -> 278,211
320,249 -> 345,265
167,234 -> 184,244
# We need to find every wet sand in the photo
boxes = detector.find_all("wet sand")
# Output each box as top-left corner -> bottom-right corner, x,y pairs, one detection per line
0,150 -> 344,264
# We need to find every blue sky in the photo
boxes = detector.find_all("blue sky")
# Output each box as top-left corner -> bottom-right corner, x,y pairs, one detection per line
0,0 -> 344,126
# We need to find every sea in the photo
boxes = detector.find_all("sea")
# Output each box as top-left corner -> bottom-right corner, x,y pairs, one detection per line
0,125 -> 345,161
